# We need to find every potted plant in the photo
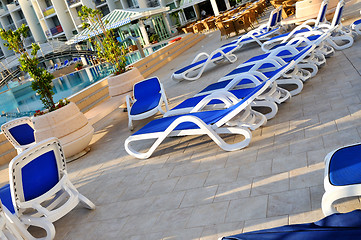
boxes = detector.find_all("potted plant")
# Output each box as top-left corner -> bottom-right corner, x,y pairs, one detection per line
75,62 -> 83,71
0,25 -> 94,161
150,34 -> 159,44
79,6 -> 144,98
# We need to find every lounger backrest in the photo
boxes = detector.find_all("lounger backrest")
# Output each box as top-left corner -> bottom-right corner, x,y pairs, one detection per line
9,138 -> 65,210
316,0 -> 329,25
215,80 -> 270,127
134,77 -> 161,100
1,117 -> 35,147
331,0 -> 345,28
276,6 -> 282,24
9,124 -> 35,145
267,8 -> 279,30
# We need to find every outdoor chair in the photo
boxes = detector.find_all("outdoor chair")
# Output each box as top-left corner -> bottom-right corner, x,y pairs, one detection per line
125,80 -> 272,159
221,210 -> 361,240
171,45 -> 238,81
322,143 -> 361,216
0,199 -> 55,240
126,77 -> 169,130
0,137 -> 95,225
1,117 -> 36,154
193,22 -> 205,33
216,20 -> 237,39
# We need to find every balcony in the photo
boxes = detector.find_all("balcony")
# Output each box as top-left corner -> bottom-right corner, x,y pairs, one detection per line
94,0 -> 107,6
5,23 -> 16,31
43,6 -> 55,17
45,25 -> 64,37
23,36 -> 34,46
16,18 -> 27,27
67,0 -> 81,7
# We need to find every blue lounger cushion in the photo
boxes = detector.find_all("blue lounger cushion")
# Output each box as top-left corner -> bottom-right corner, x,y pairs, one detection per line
328,144 -> 361,186
222,210 -> 361,240
8,124 -> 35,145
0,184 -> 15,214
131,93 -> 162,115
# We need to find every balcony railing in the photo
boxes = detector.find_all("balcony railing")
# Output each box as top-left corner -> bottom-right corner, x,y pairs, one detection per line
94,0 -> 106,6
23,36 -> 34,46
5,23 -> 16,31
45,25 -> 64,37
16,18 -> 27,27
43,6 -> 55,17
67,0 -> 81,7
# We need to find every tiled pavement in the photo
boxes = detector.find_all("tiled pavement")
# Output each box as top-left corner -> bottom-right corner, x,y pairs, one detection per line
1,11 -> 361,240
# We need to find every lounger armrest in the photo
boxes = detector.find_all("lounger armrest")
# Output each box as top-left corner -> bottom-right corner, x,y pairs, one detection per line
192,52 -> 210,64
190,91 -> 239,113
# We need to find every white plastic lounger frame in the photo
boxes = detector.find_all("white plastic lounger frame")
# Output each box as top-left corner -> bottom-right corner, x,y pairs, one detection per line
215,58 -> 305,96
164,89 -> 267,130
125,81 -> 274,159
9,138 -> 95,224
0,200 -> 55,240
1,117 -> 36,154
126,77 -> 169,130
351,19 -> 361,35
322,143 -> 361,216
172,46 -> 237,81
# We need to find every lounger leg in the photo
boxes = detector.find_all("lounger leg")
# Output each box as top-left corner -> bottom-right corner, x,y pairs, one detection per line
322,186 -> 361,216
276,78 -> 303,96
298,63 -> 318,78
251,100 -> 278,120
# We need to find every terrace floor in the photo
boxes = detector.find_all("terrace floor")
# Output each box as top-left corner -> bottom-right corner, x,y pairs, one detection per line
2,7 -> 361,240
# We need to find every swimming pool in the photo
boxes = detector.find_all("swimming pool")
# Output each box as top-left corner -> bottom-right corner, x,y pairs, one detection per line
0,64 -> 114,126
0,42 -> 169,126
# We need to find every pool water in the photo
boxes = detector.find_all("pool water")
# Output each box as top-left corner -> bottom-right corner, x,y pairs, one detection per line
0,64 -> 114,126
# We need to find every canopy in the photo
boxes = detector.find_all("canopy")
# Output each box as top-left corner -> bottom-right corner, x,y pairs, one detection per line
66,7 -> 169,45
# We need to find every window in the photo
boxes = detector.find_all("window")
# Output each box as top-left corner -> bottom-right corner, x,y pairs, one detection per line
45,0 -> 52,7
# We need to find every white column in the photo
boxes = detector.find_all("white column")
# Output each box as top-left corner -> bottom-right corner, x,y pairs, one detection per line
162,13 -> 172,34
210,0 -> 220,16
193,5 -> 201,20
138,20 -> 150,45
137,0 -> 148,8
225,0 -> 231,10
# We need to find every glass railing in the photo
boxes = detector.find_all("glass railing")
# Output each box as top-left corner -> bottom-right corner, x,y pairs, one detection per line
43,6 -> 55,17
94,0 -> 106,6
67,0 -> 81,7
23,36 -> 34,46
17,18 -> 27,27
45,25 -> 64,37
5,23 -> 16,31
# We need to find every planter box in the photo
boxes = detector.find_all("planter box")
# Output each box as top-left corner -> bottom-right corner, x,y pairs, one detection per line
32,102 -> 94,161
108,67 -> 144,97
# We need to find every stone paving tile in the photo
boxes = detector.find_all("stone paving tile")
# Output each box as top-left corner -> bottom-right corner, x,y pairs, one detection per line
187,201 -> 230,227
162,227 -> 204,240
272,152 -> 307,174
174,171 -> 209,191
180,186 -> 218,208
243,215 -> 289,233
289,162 -> 324,189
225,195 -> 268,222
200,222 -> 244,240
251,172 -> 289,196
204,166 -> 240,187
214,179 -> 252,202
268,189 -> 311,217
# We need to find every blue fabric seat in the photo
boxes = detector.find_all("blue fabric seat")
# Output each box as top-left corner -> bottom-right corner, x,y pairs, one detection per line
222,210 -> 361,240
328,144 -> 361,186
126,77 -> 169,130
8,124 -> 35,146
